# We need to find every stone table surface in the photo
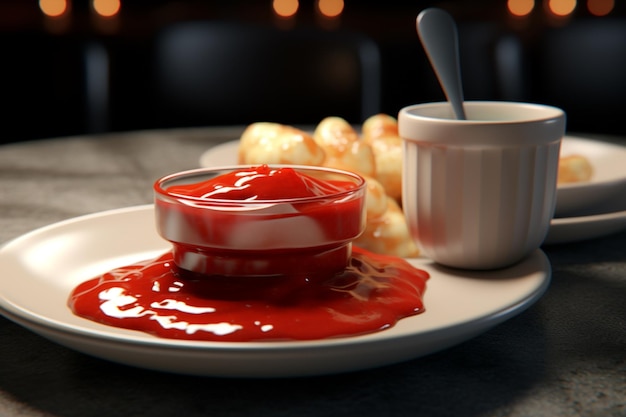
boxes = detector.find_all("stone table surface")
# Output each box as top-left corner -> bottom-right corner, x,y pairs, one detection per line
0,128 -> 624,417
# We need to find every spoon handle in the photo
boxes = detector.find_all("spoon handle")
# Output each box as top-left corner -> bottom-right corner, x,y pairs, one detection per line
417,8 -> 466,120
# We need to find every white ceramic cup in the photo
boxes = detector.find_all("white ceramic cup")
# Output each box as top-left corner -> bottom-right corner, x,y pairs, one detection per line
399,101 -> 565,270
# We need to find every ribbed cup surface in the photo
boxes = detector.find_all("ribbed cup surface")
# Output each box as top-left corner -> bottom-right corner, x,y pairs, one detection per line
399,101 -> 565,269
403,141 -> 560,269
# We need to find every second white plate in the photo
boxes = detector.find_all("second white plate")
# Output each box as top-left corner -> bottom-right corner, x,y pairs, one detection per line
545,190 -> 626,244
200,136 -> 626,244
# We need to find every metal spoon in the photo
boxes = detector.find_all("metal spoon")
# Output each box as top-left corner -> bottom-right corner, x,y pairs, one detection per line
416,8 -> 466,120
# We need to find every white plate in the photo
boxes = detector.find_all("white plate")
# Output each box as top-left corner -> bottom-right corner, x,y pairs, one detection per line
0,205 -> 550,378
201,136 -> 626,244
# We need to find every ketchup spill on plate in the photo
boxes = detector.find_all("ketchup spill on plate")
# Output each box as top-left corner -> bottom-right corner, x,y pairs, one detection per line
68,165 -> 429,341
68,248 -> 428,342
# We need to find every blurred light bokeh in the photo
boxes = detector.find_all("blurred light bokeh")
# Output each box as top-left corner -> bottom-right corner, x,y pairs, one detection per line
1,0 -> 625,142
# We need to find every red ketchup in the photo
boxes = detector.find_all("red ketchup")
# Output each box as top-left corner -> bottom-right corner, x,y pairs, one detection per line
68,247 -> 429,341
68,165 -> 430,342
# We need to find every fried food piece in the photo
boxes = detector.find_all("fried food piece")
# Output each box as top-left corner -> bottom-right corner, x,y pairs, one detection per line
361,114 -> 403,201
558,154 -> 593,184
357,114 -> 416,256
237,118 -> 418,258
355,198 -> 420,258
362,113 -> 399,144
313,116 -> 360,148
238,122 -> 325,166
362,175 -> 388,220
368,135 -> 403,201
313,117 -> 376,178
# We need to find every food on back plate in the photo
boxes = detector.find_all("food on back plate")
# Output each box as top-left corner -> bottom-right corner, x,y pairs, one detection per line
362,113 -> 399,143
236,117 -> 418,258
238,122 -> 325,166
313,117 -> 376,178
557,154 -> 593,184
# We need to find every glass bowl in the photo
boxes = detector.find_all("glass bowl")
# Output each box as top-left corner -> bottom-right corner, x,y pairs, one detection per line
154,165 -> 366,277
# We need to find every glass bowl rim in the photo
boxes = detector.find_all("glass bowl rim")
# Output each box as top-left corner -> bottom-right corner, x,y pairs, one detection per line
153,165 -> 367,204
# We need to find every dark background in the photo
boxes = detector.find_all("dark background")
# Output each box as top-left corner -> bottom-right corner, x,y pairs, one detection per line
2,0 -> 626,143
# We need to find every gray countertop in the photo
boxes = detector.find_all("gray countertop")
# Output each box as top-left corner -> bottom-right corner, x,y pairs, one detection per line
0,128 -> 624,417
